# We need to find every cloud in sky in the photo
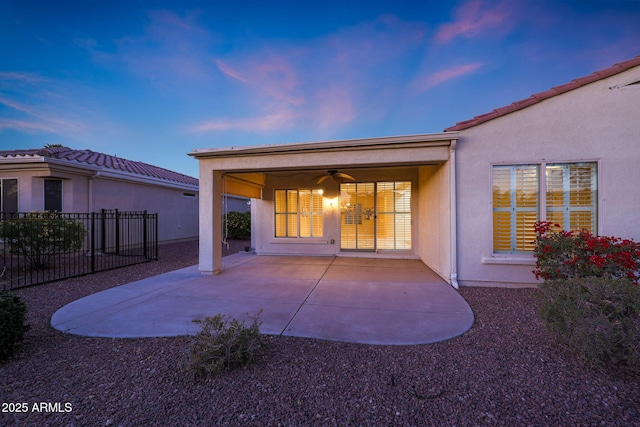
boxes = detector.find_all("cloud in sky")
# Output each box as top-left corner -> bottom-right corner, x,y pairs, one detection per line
435,0 -> 512,44
84,9 -> 217,89
0,76 -> 81,136
0,71 -> 115,141
0,71 -> 48,84
411,62 -> 485,93
192,14 -> 427,135
189,110 -> 299,133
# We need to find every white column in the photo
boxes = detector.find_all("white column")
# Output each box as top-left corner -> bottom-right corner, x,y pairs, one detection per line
211,170 -> 223,274
198,166 -> 224,274
198,166 -> 213,274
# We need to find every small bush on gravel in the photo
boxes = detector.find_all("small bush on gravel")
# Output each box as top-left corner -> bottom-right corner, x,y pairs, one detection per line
539,277 -> 640,371
0,290 -> 30,362
189,310 -> 263,375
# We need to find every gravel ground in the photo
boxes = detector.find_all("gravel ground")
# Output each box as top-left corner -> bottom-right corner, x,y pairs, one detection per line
1,240 -> 638,426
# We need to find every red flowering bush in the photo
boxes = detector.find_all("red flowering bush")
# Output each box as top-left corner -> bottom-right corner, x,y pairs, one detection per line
533,221 -> 640,284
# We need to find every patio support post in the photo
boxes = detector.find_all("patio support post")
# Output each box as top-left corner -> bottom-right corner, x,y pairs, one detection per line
198,167 -> 223,275
211,170 -> 223,274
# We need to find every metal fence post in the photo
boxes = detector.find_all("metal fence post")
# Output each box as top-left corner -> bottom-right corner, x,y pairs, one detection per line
101,209 -> 105,254
91,212 -> 96,273
143,210 -> 148,259
115,208 -> 120,255
154,213 -> 158,260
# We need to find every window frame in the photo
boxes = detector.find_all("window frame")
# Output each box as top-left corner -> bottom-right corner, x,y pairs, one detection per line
44,178 -> 63,212
1,178 -> 19,216
491,161 -> 598,255
274,188 -> 324,238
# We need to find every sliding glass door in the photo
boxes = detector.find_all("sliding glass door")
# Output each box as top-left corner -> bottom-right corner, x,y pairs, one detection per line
340,181 -> 411,251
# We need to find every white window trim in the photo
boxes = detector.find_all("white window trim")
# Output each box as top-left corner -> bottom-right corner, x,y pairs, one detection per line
274,188 -> 324,238
487,159 -> 601,264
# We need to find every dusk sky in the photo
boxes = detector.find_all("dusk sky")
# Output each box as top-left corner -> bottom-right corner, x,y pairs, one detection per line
1,0 -> 639,178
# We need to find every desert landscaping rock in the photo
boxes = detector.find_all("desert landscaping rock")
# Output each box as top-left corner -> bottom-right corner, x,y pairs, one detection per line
1,240 -> 638,426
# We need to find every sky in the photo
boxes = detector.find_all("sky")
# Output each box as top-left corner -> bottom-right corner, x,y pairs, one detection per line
1,0 -> 639,178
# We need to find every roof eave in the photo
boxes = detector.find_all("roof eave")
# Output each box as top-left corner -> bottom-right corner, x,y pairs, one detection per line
1,155 -> 198,190
189,132 -> 459,159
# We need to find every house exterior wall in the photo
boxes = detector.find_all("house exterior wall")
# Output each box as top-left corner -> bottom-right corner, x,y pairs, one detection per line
252,172 -> 336,256
253,168 -> 424,257
455,66 -> 640,287
0,163 -> 199,243
90,178 -> 199,242
0,164 -> 91,212
417,163 -> 452,283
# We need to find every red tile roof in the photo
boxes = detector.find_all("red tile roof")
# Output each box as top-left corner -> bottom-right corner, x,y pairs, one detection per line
0,146 -> 198,186
445,55 -> 640,131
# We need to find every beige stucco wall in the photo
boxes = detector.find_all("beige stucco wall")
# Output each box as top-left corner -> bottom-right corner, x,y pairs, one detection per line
0,165 -> 90,212
252,168 -> 424,257
417,164 -> 452,283
0,164 -> 198,243
90,178 -> 199,242
455,66 -> 640,287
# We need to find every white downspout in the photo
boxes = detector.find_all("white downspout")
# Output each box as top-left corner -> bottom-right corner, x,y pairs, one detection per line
449,139 -> 459,289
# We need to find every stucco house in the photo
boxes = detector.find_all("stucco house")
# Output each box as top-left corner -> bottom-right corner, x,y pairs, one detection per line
0,146 -> 199,243
190,55 -> 640,287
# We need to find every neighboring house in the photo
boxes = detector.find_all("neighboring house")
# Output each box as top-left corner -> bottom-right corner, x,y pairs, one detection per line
190,55 -> 640,286
0,146 -> 199,243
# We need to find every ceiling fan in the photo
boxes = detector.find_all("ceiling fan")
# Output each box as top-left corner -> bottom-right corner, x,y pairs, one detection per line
313,169 -> 356,184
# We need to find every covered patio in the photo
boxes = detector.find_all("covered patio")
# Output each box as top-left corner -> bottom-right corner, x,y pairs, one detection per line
52,253 -> 474,345
189,133 -> 460,287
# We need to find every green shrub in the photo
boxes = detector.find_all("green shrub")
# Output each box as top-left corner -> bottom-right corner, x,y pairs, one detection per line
539,277 -> 640,371
189,310 -> 263,375
223,211 -> 251,239
0,212 -> 86,269
0,290 -> 30,362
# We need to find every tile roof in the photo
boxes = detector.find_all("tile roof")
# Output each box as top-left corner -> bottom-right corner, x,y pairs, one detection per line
0,146 -> 198,186
445,55 -> 640,132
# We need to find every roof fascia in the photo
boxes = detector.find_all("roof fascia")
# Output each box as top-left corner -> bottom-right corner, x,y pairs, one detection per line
189,132 -> 459,159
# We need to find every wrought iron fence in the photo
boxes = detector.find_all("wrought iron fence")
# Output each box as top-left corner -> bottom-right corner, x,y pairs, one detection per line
0,210 -> 158,290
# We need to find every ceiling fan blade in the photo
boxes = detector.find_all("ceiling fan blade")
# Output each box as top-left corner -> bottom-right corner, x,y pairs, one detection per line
335,172 -> 355,181
315,175 -> 330,184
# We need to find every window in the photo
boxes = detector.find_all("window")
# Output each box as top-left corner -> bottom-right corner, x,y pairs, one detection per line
275,189 -> 323,237
1,178 -> 18,217
492,162 -> 597,254
44,179 -> 63,212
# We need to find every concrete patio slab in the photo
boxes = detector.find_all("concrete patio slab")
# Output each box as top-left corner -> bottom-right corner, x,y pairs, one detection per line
51,253 -> 474,345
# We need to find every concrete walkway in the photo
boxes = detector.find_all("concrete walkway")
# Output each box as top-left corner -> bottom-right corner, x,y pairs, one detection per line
51,254 -> 474,345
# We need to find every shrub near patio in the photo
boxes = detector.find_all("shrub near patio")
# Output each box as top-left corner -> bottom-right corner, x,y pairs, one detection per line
189,310 -> 263,376
223,211 -> 251,239
533,221 -> 640,372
